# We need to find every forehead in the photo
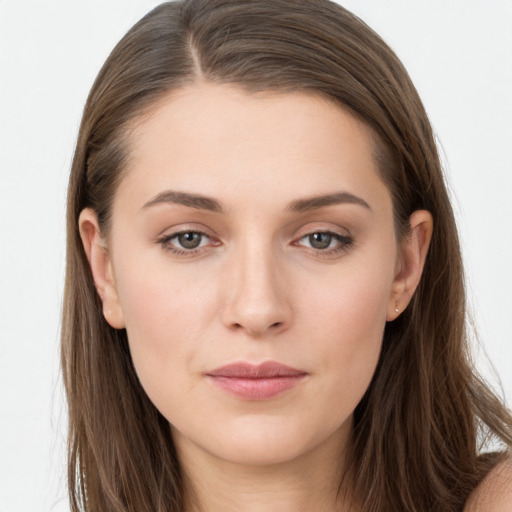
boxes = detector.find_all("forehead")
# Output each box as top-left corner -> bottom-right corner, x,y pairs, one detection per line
116,83 -> 391,216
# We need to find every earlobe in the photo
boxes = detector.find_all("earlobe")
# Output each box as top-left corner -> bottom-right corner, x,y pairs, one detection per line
78,208 -> 126,329
387,210 -> 433,321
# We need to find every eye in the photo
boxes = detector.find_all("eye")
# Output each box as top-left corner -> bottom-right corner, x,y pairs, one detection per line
175,232 -> 205,249
305,232 -> 335,250
157,230 -> 218,255
295,231 -> 353,256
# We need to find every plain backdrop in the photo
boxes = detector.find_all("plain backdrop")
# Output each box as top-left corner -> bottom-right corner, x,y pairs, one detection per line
1,1 -> 511,510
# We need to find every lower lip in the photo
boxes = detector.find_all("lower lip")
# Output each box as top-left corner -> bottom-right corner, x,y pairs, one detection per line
207,375 -> 306,400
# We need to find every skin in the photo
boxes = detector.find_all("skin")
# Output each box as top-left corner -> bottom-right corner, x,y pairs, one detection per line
465,457 -> 512,512
80,83 -> 433,512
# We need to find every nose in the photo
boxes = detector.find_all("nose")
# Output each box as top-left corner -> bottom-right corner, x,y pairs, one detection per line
221,241 -> 292,337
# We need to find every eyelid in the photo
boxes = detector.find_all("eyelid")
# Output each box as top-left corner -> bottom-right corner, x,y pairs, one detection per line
292,222 -> 352,240
154,221 -> 215,239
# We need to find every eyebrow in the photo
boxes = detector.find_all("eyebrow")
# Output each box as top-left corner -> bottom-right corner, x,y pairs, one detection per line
286,191 -> 371,213
142,190 -> 224,212
141,190 -> 371,213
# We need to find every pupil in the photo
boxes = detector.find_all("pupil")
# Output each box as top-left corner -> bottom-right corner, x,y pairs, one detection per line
179,232 -> 201,249
310,233 -> 331,249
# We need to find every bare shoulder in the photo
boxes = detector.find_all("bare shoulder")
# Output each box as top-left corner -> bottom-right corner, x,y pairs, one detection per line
464,455 -> 512,511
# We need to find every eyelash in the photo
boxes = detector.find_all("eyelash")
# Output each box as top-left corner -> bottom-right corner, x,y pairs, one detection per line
157,230 -> 354,258
157,230 -> 218,257
295,232 -> 354,257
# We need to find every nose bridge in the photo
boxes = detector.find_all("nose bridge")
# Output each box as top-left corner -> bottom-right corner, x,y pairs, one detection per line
222,233 -> 291,336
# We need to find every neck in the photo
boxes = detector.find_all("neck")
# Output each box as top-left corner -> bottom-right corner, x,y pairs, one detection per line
174,428 -> 356,512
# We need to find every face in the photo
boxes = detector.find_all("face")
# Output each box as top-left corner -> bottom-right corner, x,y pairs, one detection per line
86,83 -> 408,468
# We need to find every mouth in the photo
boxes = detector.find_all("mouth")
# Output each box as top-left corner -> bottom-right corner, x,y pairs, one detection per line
206,361 -> 308,400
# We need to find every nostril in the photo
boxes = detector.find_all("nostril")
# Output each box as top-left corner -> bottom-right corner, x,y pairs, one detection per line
231,321 -> 283,335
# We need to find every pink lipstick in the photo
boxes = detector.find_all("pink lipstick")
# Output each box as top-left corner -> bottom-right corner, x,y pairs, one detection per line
206,361 -> 307,400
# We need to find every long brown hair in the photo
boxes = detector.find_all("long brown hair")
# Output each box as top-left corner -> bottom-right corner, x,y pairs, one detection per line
61,1 -> 512,510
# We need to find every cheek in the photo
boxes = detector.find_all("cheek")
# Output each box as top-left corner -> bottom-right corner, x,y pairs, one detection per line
302,252 -> 393,345
113,258 -> 220,396
298,256 -> 394,402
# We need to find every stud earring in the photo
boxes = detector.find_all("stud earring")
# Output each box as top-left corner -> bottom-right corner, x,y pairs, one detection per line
394,301 -> 399,314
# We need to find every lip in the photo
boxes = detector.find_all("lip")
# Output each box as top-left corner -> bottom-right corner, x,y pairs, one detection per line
206,361 -> 307,400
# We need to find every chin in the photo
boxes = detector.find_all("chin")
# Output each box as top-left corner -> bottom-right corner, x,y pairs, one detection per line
208,437 -> 313,467
172,411 -> 351,468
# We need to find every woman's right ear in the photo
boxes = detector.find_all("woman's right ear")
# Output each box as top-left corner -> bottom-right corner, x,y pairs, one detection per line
78,208 -> 126,329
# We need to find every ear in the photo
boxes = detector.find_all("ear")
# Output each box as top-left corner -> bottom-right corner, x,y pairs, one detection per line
78,208 -> 126,329
387,210 -> 433,321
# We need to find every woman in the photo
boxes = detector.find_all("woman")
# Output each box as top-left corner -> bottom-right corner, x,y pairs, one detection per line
61,0 -> 512,510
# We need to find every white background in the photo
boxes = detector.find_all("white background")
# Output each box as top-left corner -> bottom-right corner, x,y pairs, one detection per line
0,1 -> 511,510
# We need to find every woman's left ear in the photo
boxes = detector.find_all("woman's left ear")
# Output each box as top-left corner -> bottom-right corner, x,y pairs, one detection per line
387,210 -> 433,321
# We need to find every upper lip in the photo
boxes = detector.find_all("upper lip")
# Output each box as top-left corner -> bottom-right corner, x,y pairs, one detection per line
206,361 -> 307,378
